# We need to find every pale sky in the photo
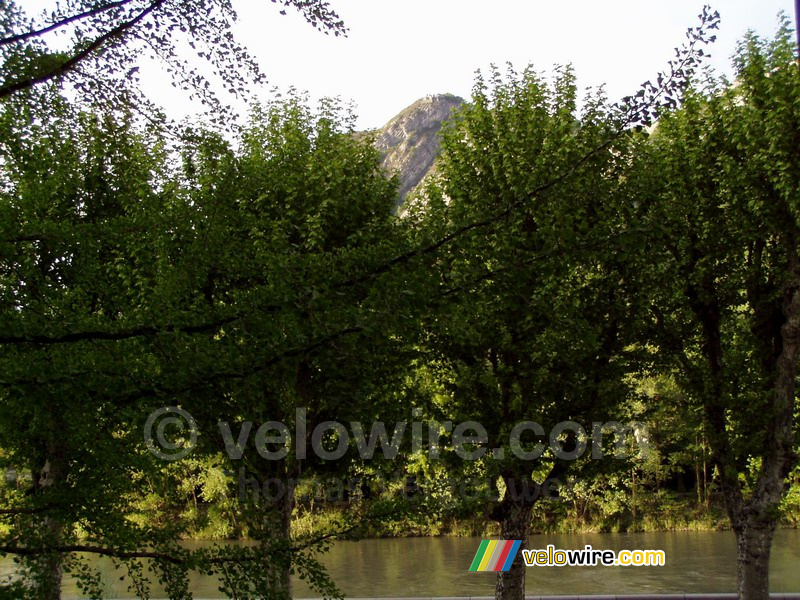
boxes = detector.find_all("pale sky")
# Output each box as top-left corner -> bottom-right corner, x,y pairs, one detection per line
208,0 -> 794,130
21,0 -> 797,130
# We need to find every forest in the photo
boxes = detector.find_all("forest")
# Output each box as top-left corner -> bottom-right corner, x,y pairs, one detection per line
0,2 -> 798,600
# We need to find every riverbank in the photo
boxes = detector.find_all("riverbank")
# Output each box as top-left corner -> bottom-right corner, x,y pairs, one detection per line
288,499 -> 737,542
120,468 -> 800,542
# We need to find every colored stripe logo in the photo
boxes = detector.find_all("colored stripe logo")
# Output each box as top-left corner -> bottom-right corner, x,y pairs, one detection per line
469,540 -> 522,572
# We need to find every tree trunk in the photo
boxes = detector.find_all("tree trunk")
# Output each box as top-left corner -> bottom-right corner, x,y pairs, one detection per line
251,460 -> 296,598
702,434 -> 709,509
734,518 -> 776,600
276,474 -> 294,596
631,467 -> 637,526
695,433 -> 702,506
37,494 -> 65,600
493,473 -> 536,600
33,440 -> 68,600
494,499 -> 530,600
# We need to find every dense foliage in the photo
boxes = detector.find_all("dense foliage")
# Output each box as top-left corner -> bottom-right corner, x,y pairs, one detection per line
0,3 -> 797,600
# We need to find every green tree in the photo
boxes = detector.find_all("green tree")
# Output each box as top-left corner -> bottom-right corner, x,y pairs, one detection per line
411,63 -> 643,600
635,19 -> 800,600
0,84 -> 407,598
400,10 -> 720,598
0,91 -> 198,599
173,92 -> 407,597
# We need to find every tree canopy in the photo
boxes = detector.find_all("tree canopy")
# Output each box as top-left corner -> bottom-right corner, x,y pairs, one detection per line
0,4 -> 798,600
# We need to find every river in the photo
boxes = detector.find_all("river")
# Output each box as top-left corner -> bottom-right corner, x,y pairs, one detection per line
2,530 -> 798,598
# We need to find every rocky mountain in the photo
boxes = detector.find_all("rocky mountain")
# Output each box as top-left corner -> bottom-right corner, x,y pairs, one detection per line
370,93 -> 464,210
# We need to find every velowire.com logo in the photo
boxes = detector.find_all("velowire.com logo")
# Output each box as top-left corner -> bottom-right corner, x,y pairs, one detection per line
470,540 -> 667,570
469,540 -> 522,572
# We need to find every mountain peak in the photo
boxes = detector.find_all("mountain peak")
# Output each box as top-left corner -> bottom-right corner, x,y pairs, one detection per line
372,94 -> 464,209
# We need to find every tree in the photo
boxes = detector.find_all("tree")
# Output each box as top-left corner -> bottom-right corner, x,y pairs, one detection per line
0,82 -> 408,598
0,90 -> 199,599
635,18 -> 800,600
399,10 -> 720,599
174,92 -> 408,597
409,63 -> 644,600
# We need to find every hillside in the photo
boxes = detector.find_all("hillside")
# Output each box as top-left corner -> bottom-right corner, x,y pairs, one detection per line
370,93 -> 464,210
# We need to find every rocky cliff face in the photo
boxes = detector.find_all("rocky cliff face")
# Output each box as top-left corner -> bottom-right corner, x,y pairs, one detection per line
371,93 -> 464,210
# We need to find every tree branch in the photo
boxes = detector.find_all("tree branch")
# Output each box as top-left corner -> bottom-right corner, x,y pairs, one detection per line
0,0 -> 136,47
0,314 -> 241,346
115,325 -> 364,406
0,0 -> 166,99
0,543 -> 184,564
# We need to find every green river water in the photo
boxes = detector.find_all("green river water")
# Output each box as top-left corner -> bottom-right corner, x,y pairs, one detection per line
2,530 -> 798,598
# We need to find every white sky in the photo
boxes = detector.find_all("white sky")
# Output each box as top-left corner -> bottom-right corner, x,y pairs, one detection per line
20,0 -> 798,130
208,0 -> 794,130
